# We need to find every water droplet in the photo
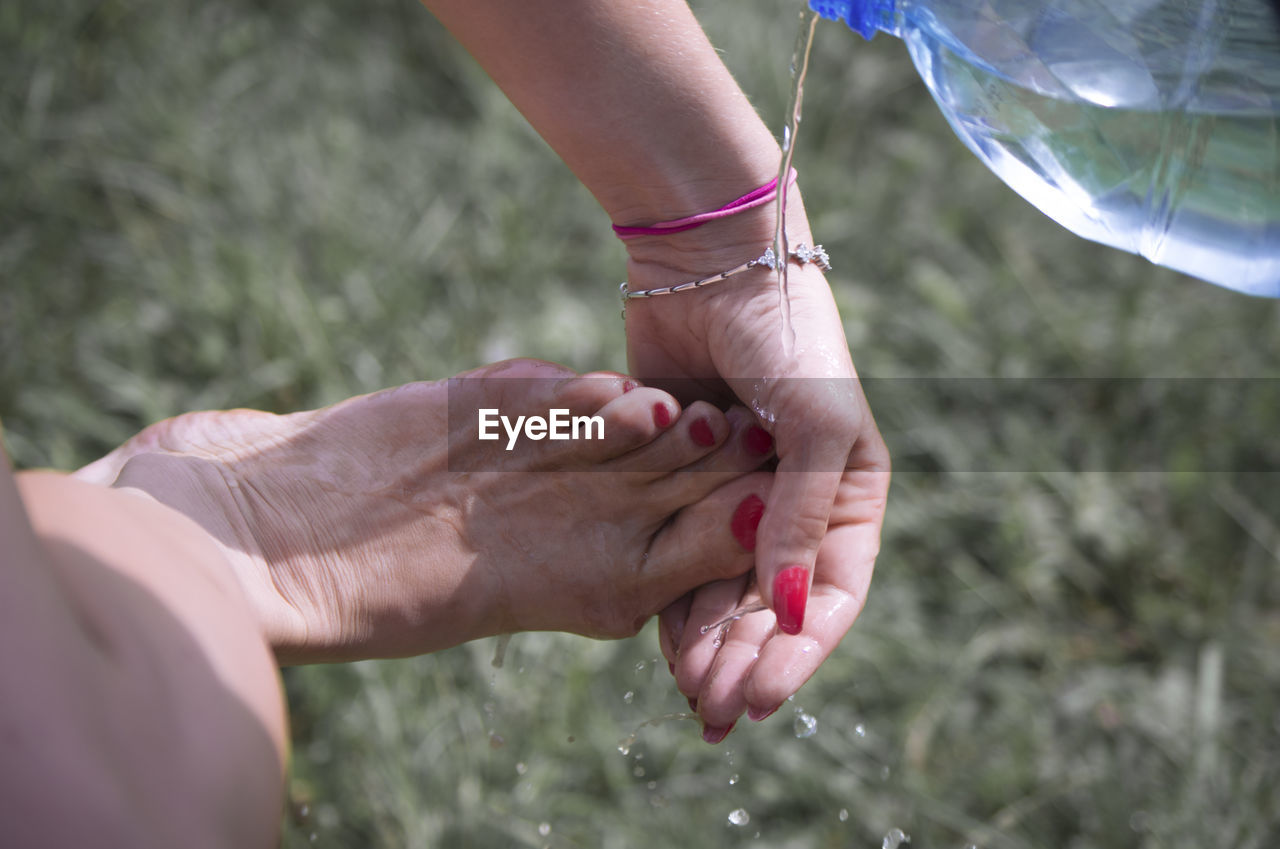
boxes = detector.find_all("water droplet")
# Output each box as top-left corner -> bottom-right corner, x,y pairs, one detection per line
633,766 -> 646,777
623,690 -> 635,704
635,661 -> 647,673
647,780 -> 658,790
538,823 -> 552,837
880,765 -> 891,781
727,808 -> 751,827
515,762 -> 527,775
854,723 -> 866,737
793,709 -> 817,738
309,834 -> 318,844
838,808 -> 849,822
488,731 -> 505,749
728,773 -> 739,785
881,827 -> 910,849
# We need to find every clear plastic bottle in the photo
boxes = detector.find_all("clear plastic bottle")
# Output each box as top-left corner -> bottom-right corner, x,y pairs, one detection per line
810,0 -> 1280,296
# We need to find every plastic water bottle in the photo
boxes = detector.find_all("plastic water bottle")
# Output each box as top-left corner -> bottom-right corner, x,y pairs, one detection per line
809,0 -> 1280,296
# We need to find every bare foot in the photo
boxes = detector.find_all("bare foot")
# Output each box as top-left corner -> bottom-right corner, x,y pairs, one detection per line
77,359 -> 775,663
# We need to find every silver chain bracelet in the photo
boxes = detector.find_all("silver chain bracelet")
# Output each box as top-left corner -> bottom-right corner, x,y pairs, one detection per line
619,242 -> 831,315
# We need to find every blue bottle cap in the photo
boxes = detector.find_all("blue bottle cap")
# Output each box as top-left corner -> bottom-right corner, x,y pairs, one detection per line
808,0 -> 894,40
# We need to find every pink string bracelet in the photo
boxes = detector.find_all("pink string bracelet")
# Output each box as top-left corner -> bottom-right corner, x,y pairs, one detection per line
611,169 -> 798,240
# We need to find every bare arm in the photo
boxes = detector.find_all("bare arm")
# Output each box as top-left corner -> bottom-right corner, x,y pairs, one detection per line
421,0 -> 781,231
1,452 -> 286,849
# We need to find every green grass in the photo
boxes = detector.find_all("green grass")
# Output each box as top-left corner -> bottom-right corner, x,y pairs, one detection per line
4,1 -> 1279,847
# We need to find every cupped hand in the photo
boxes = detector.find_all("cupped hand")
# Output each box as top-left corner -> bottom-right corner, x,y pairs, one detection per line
623,214 -> 890,736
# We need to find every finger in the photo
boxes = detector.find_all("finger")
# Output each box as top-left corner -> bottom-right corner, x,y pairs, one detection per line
671,573 -> 752,706
744,469 -> 886,717
753,406 -> 888,636
752,460 -> 842,634
694,604 -> 776,736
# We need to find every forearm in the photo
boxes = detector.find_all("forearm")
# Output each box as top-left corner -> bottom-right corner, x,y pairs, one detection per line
2,458 -> 286,848
421,0 -> 783,230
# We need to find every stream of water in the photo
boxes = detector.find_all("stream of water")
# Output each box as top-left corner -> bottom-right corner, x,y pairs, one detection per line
772,5 -> 821,358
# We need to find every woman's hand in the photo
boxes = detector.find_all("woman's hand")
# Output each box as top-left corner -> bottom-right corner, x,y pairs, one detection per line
624,223 -> 891,737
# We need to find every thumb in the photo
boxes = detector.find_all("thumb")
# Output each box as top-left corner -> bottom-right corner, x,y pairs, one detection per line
754,454 -> 841,635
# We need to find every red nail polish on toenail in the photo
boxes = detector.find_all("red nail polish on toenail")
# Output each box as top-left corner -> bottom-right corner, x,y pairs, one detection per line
622,380 -> 638,393
653,403 -> 672,428
747,705 -> 779,722
690,417 -> 715,446
745,426 -> 773,455
773,565 -> 809,635
730,494 -> 765,551
702,722 -> 736,744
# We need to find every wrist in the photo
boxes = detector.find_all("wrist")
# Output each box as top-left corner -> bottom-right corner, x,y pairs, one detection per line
621,183 -> 817,297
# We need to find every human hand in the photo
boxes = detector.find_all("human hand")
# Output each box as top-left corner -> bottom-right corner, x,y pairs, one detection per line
623,205 -> 890,738
75,360 -> 777,663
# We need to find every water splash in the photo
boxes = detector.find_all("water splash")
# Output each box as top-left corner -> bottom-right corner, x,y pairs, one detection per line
617,712 -> 698,755
882,827 -> 910,849
699,600 -> 769,646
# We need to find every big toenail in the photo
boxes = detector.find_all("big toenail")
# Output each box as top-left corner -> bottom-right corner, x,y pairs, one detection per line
745,426 -> 773,455
730,494 -> 765,551
690,418 -> 715,446
653,403 -> 672,428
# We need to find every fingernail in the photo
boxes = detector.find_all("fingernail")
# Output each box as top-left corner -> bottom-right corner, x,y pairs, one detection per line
747,705 -> 779,722
622,380 -> 639,393
653,402 -> 672,428
690,417 -> 715,447
701,722 -> 736,744
730,494 -> 765,552
773,565 -> 809,636
745,425 -> 773,455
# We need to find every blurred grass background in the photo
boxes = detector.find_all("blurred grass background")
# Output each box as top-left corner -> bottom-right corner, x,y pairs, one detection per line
3,1 -> 1279,847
